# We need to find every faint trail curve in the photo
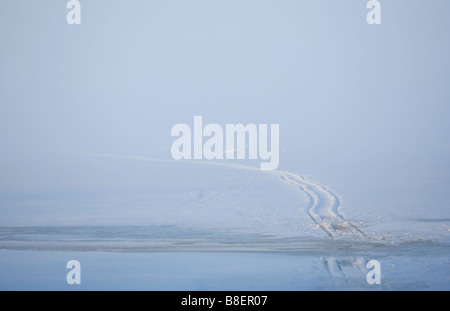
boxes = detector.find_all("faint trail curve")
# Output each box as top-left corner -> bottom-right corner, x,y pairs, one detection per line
277,171 -> 367,239
71,152 -> 367,239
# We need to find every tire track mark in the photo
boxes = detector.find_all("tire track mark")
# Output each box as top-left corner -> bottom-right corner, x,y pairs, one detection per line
278,171 -> 366,239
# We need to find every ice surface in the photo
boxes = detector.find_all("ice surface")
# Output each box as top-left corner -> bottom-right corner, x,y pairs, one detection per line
0,153 -> 449,290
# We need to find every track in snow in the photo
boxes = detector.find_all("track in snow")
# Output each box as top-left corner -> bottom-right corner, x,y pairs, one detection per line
72,152 -> 368,240
277,171 -> 367,239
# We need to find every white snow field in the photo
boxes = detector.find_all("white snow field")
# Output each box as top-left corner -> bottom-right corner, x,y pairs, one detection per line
0,153 -> 448,290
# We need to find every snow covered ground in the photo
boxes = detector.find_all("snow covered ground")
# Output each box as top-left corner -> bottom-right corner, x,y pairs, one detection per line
0,153 -> 448,290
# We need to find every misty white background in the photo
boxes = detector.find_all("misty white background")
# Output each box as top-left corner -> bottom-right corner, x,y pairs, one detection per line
0,1 -> 449,231
0,0 -> 449,290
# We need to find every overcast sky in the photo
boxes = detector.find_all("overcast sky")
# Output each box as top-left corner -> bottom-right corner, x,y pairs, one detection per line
0,1 -> 449,191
